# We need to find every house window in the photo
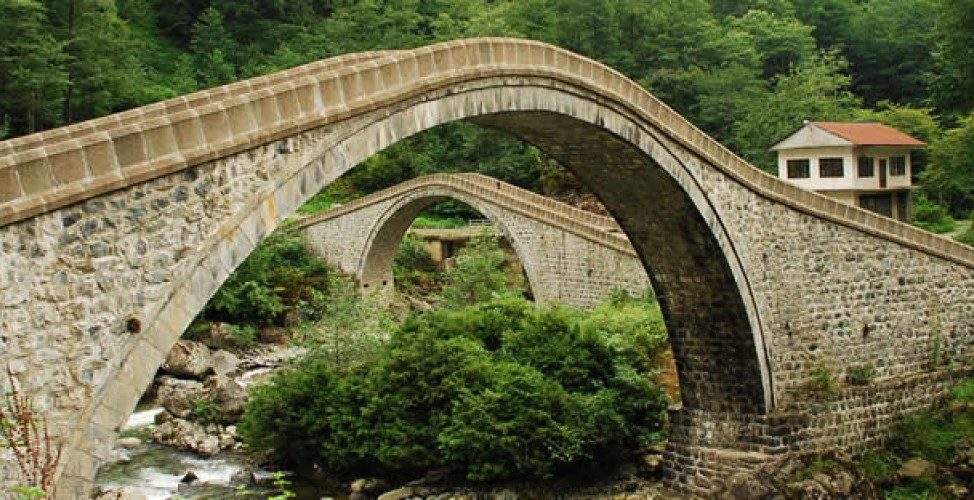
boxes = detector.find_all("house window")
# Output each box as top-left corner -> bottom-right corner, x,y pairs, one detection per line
820,158 -> 844,178
786,159 -> 810,179
858,156 -> 874,177
890,155 -> 907,176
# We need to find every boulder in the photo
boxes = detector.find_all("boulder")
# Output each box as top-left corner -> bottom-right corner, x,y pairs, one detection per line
116,437 -> 142,449
154,376 -> 206,419
150,418 -> 222,456
205,375 -> 249,421
898,457 -> 936,479
211,349 -> 241,377
94,487 -> 146,500
258,326 -> 290,345
163,340 -> 214,379
204,322 -> 238,350
717,452 -> 877,499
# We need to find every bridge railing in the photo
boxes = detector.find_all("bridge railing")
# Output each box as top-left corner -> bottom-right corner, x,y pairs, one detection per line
1,37 -> 972,268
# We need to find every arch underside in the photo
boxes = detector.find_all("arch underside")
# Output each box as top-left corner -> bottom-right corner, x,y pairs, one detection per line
356,191 -> 542,299
471,112 -> 766,413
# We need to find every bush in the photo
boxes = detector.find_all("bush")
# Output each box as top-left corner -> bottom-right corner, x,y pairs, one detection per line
954,210 -> 974,246
439,233 -> 524,309
846,363 -> 876,385
806,361 -> 838,392
203,224 -> 332,326
912,193 -> 956,234
240,297 -> 669,481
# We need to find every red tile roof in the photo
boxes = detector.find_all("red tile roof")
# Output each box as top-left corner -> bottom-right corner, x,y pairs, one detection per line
812,121 -> 926,146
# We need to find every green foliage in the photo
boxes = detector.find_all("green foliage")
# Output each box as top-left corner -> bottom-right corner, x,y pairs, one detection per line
859,450 -> 899,484
411,216 -> 469,229
240,297 -> 669,482
806,360 -> 838,393
925,113 -> 974,214
439,233 -> 524,310
954,217 -> 974,247
911,192 -> 956,234
891,380 -> 974,464
267,471 -> 297,500
190,396 -> 225,426
846,363 -> 876,386
203,224 -> 331,327
884,477 -> 938,500
293,275 -> 390,370
296,179 -> 359,215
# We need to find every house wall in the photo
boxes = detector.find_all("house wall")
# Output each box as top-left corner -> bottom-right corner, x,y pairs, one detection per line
777,146 -> 914,193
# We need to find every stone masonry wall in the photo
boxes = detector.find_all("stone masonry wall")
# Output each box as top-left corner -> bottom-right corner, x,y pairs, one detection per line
299,175 -> 650,308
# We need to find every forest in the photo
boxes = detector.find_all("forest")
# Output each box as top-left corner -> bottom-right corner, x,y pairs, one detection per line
2,0 -> 973,216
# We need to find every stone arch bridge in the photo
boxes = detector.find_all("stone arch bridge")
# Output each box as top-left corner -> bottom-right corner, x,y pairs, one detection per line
1,38 -> 973,496
295,173 -> 650,308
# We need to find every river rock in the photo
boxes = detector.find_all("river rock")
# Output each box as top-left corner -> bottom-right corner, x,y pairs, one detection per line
377,487 -> 415,500
94,487 -> 147,500
212,349 -> 241,377
205,322 -> 238,350
258,326 -> 290,345
150,418 -> 222,456
230,467 -> 258,486
163,340 -> 214,379
155,376 -> 206,418
116,437 -> 142,448
205,375 -> 248,421
898,457 -> 936,479
717,452 -> 877,499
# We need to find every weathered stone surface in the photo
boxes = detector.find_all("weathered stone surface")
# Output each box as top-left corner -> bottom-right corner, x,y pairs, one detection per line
211,349 -> 240,377
154,376 -> 206,419
163,340 -> 214,380
204,374 -> 248,421
898,458 -> 935,479
150,418 -> 221,456
94,487 -> 147,500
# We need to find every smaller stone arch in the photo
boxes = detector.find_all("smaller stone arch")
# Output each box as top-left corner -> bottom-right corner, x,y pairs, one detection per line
356,188 -> 540,296
297,174 -> 651,308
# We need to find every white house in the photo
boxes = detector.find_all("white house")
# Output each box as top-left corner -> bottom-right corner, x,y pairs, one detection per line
770,121 -> 926,222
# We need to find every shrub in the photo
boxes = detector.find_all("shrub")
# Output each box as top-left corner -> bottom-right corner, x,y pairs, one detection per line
190,396 -> 225,426
439,233 -> 524,309
846,363 -> 876,385
912,193 -> 956,234
954,210 -> 974,246
203,224 -> 331,326
240,297 -> 669,481
806,361 -> 838,392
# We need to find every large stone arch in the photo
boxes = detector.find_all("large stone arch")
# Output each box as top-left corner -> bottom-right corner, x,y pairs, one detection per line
41,76 -> 770,496
5,39 -> 971,496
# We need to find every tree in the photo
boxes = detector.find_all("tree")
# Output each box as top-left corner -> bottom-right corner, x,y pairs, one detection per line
932,0 -> 974,116
844,0 -> 938,108
189,7 -> 238,88
56,0 -> 146,122
733,50 -> 862,171
0,0 -> 68,134
439,233 -> 524,309
924,113 -> 974,213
